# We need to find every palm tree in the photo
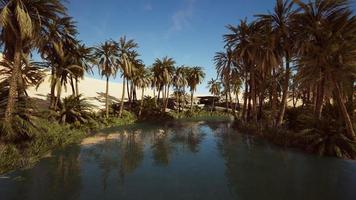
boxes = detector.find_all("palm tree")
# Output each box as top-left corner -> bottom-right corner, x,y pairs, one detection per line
94,40 -> 119,118
172,65 -> 188,112
117,36 -> 138,117
214,48 -> 235,112
133,67 -> 151,117
230,72 -> 242,114
72,43 -> 95,96
225,20 -> 260,122
59,94 -> 93,124
293,0 -> 356,139
39,16 -> 78,109
0,0 -> 66,122
0,57 -> 46,98
187,67 -> 205,112
207,79 -> 221,112
152,57 -> 175,112
257,0 -> 295,126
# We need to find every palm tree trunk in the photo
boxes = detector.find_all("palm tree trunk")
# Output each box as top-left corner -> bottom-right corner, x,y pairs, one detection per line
49,69 -> 56,109
162,85 -> 166,112
190,91 -> 194,112
75,77 -> 79,97
276,55 -> 291,127
127,79 -> 131,104
234,93 -> 239,113
157,86 -> 161,105
242,78 -> 248,120
105,76 -> 109,118
164,85 -> 170,111
228,84 -> 233,111
258,93 -> 264,121
129,81 -> 134,109
4,41 -> 21,122
271,68 -> 277,125
247,81 -> 252,121
333,78 -> 355,140
251,70 -> 257,123
139,88 -> 144,117
54,82 -> 62,111
225,87 -> 229,112
178,90 -> 182,113
70,76 -> 76,96
314,76 -> 325,120
119,77 -> 126,117
50,77 -> 57,109
153,88 -> 157,106
133,85 -> 137,102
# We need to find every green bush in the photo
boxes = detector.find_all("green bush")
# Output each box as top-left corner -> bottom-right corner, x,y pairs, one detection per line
0,119 -> 86,174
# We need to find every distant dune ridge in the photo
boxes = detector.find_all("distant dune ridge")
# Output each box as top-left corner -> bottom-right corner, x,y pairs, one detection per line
27,74 -> 155,109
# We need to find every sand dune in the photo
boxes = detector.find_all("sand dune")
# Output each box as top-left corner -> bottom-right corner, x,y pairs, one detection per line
27,75 -> 155,109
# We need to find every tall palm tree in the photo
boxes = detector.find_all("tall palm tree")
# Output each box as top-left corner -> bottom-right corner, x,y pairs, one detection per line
187,66 -> 205,112
172,65 -> 188,112
293,0 -> 356,139
72,43 -> 94,96
207,79 -> 221,112
94,40 -> 119,118
133,67 -> 151,117
225,20 -> 260,122
214,49 -> 235,112
152,56 -> 175,112
0,0 -> 66,122
117,36 -> 138,117
257,0 -> 295,126
39,16 -> 78,109
230,71 -> 242,114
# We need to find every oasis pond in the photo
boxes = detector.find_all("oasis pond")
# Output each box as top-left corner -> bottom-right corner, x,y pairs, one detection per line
1,120 -> 355,200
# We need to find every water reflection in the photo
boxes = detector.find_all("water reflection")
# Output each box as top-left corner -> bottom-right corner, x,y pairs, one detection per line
151,128 -> 173,166
216,123 -> 356,200
170,122 -> 205,153
1,121 -> 356,200
80,130 -> 144,190
0,145 -> 82,200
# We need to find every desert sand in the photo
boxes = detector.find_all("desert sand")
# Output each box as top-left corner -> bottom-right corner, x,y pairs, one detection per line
27,74 -> 155,110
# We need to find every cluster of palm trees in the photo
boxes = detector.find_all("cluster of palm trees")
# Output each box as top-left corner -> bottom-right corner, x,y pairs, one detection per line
95,44 -> 205,117
0,0 -> 95,125
0,0 -> 206,134
213,0 -> 356,140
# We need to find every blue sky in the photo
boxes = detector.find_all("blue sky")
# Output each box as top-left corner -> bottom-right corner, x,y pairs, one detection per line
65,0 -> 355,95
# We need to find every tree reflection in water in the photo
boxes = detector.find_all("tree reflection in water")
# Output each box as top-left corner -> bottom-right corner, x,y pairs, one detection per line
151,127 -> 174,166
80,130 -> 144,190
150,122 -> 206,166
0,145 -> 82,200
170,122 -> 205,153
1,121 -> 356,200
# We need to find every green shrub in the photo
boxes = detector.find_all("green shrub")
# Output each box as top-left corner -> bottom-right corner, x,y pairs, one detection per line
0,119 -> 86,174
58,95 -> 94,125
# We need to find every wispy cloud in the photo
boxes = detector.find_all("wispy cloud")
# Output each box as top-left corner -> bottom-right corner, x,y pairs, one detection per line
170,0 -> 196,31
143,2 -> 153,11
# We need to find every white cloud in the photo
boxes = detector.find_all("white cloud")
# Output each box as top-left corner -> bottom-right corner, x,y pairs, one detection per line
170,0 -> 196,31
143,3 -> 153,11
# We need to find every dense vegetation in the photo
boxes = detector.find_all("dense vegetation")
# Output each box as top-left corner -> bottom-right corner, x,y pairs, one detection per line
0,0 -> 355,174
212,0 -> 356,159
0,0 -> 208,173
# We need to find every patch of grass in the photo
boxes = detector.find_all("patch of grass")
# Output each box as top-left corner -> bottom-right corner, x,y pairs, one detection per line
0,119 -> 86,174
170,110 -> 233,122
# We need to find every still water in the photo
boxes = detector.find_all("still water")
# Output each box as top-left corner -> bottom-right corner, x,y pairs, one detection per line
1,120 -> 356,200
